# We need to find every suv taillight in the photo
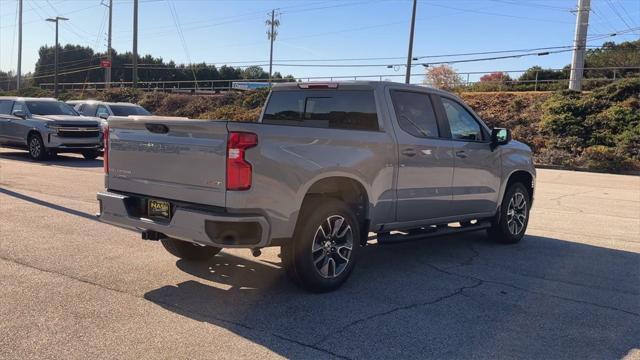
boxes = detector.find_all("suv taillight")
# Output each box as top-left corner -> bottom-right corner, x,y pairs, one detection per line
103,125 -> 109,174
226,132 -> 257,191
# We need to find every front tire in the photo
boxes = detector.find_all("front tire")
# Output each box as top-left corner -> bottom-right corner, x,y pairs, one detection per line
28,133 -> 48,161
82,149 -> 100,160
488,182 -> 531,244
160,238 -> 221,261
282,198 -> 361,292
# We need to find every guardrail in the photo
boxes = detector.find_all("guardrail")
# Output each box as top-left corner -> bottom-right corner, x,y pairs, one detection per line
32,66 -> 640,93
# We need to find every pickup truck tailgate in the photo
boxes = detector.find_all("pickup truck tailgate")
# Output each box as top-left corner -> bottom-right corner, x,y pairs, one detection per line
106,116 -> 227,207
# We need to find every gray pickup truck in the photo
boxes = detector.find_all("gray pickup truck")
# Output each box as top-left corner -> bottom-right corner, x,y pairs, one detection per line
0,97 -> 103,160
97,81 -> 535,292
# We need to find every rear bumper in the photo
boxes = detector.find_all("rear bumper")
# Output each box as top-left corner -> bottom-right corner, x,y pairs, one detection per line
97,191 -> 271,248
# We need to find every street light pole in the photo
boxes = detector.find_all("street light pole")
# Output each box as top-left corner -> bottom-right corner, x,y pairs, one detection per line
46,16 -> 69,98
133,0 -> 138,88
569,0 -> 590,91
17,0 -> 23,91
405,0 -> 417,84
104,0 -> 113,88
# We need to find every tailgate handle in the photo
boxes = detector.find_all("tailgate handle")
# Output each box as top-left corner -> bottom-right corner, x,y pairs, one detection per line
145,123 -> 169,134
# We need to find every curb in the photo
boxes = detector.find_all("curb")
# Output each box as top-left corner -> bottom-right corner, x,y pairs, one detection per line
535,164 -> 640,176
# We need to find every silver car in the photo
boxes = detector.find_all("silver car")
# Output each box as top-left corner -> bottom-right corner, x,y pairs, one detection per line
70,100 -> 151,120
0,97 -> 103,160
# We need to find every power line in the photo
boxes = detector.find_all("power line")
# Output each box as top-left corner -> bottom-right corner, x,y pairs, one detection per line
428,3 -> 575,24
604,0 -> 636,34
487,0 -> 573,12
30,66 -> 102,79
166,0 -> 198,87
590,5 -> 618,34
614,1 -> 638,28
125,44 -> 623,69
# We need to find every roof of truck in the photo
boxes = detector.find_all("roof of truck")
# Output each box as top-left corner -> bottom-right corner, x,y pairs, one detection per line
271,81 -> 453,96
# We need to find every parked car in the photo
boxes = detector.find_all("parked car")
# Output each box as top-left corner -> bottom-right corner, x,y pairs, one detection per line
97,81 -> 535,292
0,97 -> 103,160
69,100 -> 151,119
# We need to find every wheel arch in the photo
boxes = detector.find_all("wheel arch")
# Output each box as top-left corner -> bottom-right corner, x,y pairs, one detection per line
504,170 -> 534,205
295,175 -> 371,245
26,129 -> 43,146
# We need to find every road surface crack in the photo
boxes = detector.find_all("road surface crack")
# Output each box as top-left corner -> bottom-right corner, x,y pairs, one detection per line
314,279 -> 483,346
423,259 -> 640,318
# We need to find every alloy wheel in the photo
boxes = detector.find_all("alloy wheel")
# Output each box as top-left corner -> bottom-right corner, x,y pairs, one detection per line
311,215 -> 354,279
29,137 -> 41,159
506,192 -> 527,235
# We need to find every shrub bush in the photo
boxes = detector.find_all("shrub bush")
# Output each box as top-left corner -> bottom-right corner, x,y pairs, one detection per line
99,87 -> 143,103
577,146 -> 637,172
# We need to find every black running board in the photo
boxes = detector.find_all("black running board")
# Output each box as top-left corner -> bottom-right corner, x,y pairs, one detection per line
376,221 -> 491,244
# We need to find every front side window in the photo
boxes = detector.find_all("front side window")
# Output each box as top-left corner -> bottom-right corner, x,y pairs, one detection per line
263,90 -> 379,131
109,105 -> 151,116
441,98 -> 483,141
12,102 -> 25,114
0,100 -> 14,115
80,103 -> 97,116
390,90 -> 439,138
96,105 -> 110,118
25,101 -> 78,116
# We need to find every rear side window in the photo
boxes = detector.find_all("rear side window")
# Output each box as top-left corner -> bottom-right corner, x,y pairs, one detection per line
390,90 -> 440,138
0,100 -> 13,115
263,90 -> 379,131
110,105 -> 151,116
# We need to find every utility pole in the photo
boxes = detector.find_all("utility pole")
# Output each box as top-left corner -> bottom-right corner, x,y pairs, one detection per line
405,0 -> 417,84
569,0 -> 590,91
46,16 -> 69,98
266,9 -> 279,85
132,0 -> 138,88
104,0 -> 113,88
17,0 -> 22,90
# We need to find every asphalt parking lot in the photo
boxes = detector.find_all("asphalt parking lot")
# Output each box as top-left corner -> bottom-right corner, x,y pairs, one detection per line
0,148 -> 639,359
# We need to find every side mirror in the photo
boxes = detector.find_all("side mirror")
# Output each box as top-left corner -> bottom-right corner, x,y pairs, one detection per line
12,110 -> 27,119
490,128 -> 511,150
98,113 -> 109,120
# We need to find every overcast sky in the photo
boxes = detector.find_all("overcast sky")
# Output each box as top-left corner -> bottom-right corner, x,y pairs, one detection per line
0,0 -> 638,82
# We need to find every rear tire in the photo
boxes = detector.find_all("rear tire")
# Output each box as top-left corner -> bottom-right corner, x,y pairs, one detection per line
27,133 -> 48,161
82,149 -> 100,160
282,198 -> 361,292
160,238 -> 221,261
488,182 -> 530,244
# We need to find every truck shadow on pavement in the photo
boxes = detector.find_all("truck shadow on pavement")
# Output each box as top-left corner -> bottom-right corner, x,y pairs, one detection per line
144,233 -> 640,359
0,150 -> 102,168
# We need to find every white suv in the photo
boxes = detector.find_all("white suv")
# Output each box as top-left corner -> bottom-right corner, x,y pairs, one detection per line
69,100 -> 151,120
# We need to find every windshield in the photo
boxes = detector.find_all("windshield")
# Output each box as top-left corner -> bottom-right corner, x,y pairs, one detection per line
110,105 -> 151,116
25,101 -> 79,116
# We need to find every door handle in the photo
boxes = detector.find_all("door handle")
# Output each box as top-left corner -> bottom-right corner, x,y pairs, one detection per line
401,148 -> 417,157
455,150 -> 467,159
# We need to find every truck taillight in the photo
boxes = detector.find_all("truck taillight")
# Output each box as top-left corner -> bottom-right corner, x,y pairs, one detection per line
226,132 -> 257,191
103,125 -> 109,174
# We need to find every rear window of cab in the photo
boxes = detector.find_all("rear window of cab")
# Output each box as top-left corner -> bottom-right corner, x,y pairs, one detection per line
263,90 -> 379,131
